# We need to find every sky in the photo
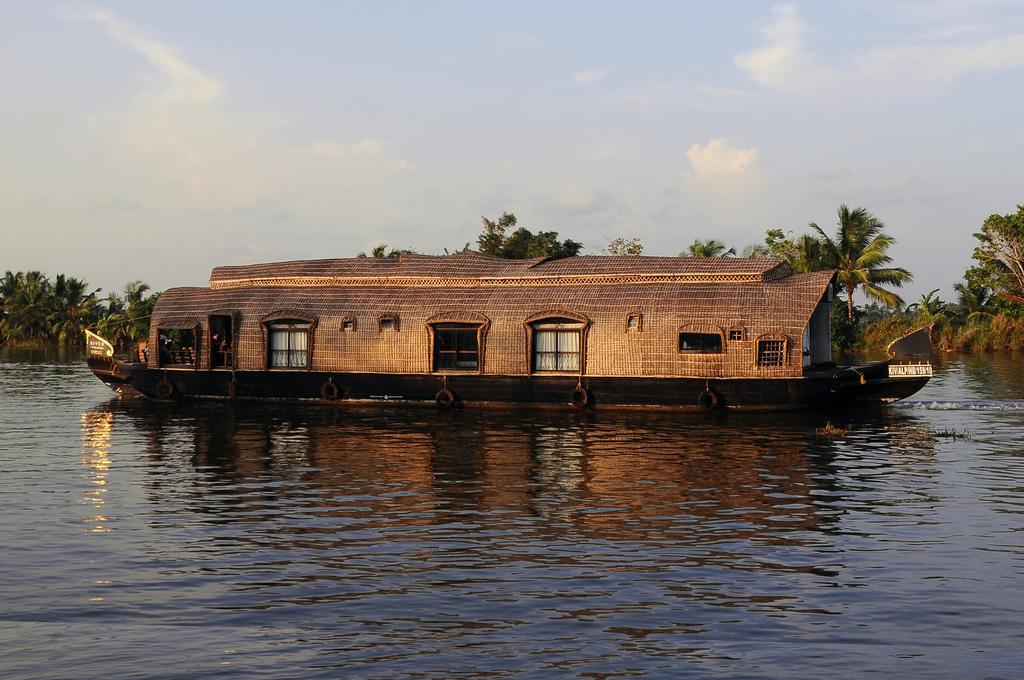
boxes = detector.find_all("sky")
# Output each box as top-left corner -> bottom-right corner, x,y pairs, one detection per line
2,1 -> 1023,301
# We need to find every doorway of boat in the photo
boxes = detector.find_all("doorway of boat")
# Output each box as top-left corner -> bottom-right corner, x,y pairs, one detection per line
208,313 -> 235,369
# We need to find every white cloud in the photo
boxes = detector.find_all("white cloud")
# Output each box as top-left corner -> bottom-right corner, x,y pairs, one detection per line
572,68 -> 609,84
686,138 -> 762,185
735,3 -> 1024,94
69,9 -> 411,204
733,4 -> 830,92
558,180 -> 597,209
67,7 -> 221,107
309,138 -> 387,158
855,33 -> 1024,86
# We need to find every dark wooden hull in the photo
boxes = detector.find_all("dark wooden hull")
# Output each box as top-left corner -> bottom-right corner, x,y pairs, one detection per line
90,362 -> 929,412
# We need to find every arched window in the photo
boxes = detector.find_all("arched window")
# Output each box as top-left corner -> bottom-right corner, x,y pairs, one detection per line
261,311 -> 317,370
625,312 -> 643,332
425,311 -> 490,373
268,321 -> 310,368
525,312 -> 589,373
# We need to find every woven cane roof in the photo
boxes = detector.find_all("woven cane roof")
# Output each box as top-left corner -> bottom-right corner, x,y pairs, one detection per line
152,260 -> 834,379
210,252 -> 791,289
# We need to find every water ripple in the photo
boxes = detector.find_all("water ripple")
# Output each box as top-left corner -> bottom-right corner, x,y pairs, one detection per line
1,354 -> 1023,678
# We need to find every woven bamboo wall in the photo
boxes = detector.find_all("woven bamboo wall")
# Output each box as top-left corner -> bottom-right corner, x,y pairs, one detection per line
149,255 -> 834,379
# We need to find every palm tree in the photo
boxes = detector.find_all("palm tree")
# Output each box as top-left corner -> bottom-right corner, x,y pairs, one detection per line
906,289 -> 950,323
49,275 -> 100,346
683,239 -> 736,257
2,271 -> 53,344
954,282 -> 993,322
810,205 -> 912,322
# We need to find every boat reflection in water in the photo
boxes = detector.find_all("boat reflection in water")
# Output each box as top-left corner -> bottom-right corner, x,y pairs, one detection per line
94,402 -> 937,547
74,400 -> 952,675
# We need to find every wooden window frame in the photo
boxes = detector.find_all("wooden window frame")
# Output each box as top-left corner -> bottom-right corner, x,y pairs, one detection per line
625,312 -> 643,333
524,311 -> 590,375
676,324 -> 725,355
424,312 -> 490,374
378,314 -> 400,332
260,310 -> 318,371
156,323 -> 200,370
756,335 -> 788,367
728,326 -> 746,342
431,323 -> 483,373
340,315 -> 357,333
207,310 -> 239,370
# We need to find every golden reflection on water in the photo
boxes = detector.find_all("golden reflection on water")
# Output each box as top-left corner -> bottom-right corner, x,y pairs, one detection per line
80,410 -> 112,534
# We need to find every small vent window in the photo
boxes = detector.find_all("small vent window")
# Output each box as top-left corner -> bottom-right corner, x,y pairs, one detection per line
341,316 -> 356,332
729,328 -> 744,341
626,313 -> 642,332
379,315 -> 399,332
757,339 -> 786,367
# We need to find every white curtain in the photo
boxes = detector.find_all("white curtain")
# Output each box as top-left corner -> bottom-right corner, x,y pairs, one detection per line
533,329 -> 580,371
288,329 -> 308,367
557,331 -> 580,371
534,330 -> 557,371
270,329 -> 289,367
269,325 -> 309,368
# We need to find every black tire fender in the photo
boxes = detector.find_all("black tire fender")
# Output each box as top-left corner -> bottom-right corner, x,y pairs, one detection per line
697,388 -> 719,410
155,380 -> 175,401
321,381 -> 339,401
435,388 -> 457,407
571,385 -> 591,409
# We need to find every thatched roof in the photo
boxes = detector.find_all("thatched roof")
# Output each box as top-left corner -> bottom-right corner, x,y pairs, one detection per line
210,251 -> 792,289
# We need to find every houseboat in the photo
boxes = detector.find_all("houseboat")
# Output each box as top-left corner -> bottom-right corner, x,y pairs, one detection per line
86,251 -> 932,410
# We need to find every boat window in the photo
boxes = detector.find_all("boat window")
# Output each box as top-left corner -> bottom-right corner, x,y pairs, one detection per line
757,339 -> 786,367
531,319 -> 582,372
678,332 -> 722,354
268,322 -> 309,368
432,324 -> 480,371
729,327 -> 745,341
209,315 -> 234,369
626,312 -> 642,332
158,329 -> 197,367
341,316 -> 356,332
379,315 -> 399,332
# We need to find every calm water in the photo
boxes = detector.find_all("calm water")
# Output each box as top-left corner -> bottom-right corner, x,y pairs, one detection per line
2,353 -> 1023,678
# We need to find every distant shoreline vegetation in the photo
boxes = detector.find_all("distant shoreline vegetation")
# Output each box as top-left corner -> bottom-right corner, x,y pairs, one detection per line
0,273 -> 157,352
4,204 -> 1022,354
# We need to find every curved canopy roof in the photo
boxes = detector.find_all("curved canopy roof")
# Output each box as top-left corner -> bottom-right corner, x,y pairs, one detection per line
209,251 -> 793,289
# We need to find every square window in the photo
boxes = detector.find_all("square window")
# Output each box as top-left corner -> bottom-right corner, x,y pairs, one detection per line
433,324 -> 480,370
757,339 -> 786,367
729,329 -> 744,341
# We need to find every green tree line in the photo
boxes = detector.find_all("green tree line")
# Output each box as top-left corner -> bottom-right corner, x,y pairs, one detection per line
668,204 -> 1024,353
8,202 -> 1023,354
0,272 -> 158,351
